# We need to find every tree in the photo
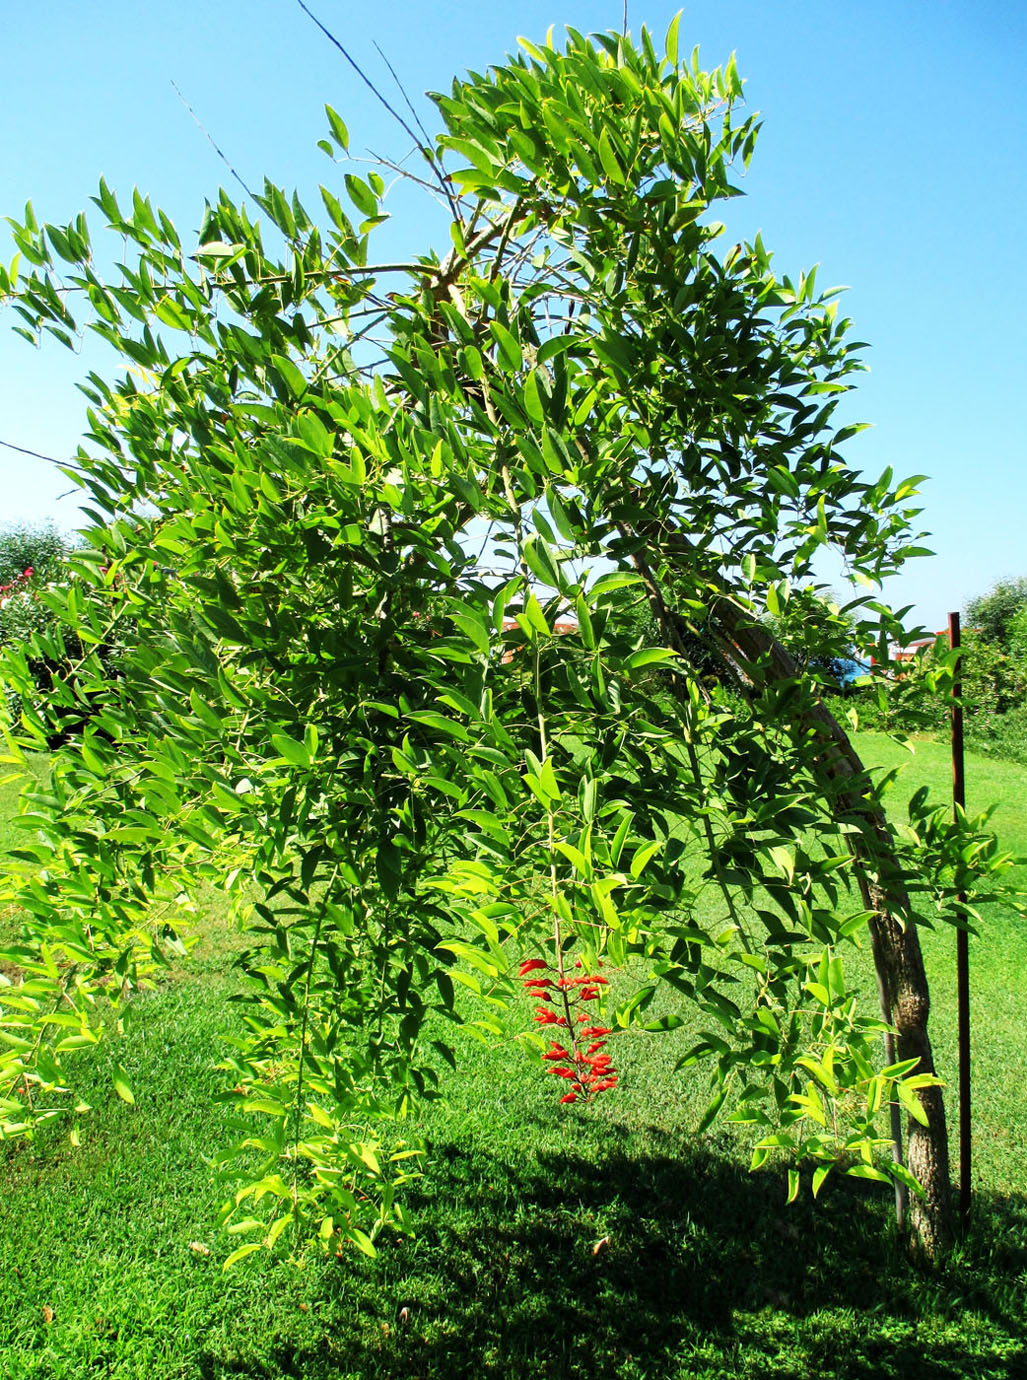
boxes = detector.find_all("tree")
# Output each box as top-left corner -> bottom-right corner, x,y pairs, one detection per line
0,522 -> 71,587
965,577 -> 1027,647
1,21 -> 1000,1261
0,524 -> 85,734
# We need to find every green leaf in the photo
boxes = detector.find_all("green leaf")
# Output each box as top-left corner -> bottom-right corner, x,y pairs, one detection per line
450,609 -> 491,653
547,490 -> 577,542
523,369 -> 546,424
270,354 -> 308,401
597,126 -> 626,185
345,174 -> 378,219
623,648 -> 677,672
193,240 -> 242,261
665,10 -> 682,66
407,711 -> 471,742
630,840 -> 662,879
641,1014 -> 684,1032
538,756 -> 561,802
537,334 -> 580,365
880,1057 -> 921,1079
522,537 -> 561,589
847,1164 -> 892,1185
531,507 -> 557,544
696,1081 -> 730,1134
887,1161 -> 928,1200
112,1067 -> 135,1104
271,732 -> 311,768
223,1241 -> 263,1269
154,296 -> 192,332
325,105 -> 350,151
462,345 -> 484,381
588,572 -> 641,601
436,940 -> 501,978
441,137 -> 498,176
489,321 -> 523,372
553,840 -> 589,876
349,1227 -> 378,1258
574,594 -> 595,649
521,593 -> 550,636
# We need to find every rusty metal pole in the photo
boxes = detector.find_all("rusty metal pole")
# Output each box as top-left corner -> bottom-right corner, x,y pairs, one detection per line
949,611 -> 971,1234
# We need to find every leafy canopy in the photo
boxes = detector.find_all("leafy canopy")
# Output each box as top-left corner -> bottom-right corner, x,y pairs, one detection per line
965,577 -> 1027,647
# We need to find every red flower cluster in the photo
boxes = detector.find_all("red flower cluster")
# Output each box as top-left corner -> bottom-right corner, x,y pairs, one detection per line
519,957 -> 618,1104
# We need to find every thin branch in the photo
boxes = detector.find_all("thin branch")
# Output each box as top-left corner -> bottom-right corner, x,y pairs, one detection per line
371,39 -> 467,225
294,0 -> 421,150
0,437 -> 87,474
363,149 -> 456,204
293,0 -> 462,223
170,81 -> 256,201
371,41 -> 434,161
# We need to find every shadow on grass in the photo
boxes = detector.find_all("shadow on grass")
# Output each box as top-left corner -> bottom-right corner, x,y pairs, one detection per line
197,1122 -> 1027,1380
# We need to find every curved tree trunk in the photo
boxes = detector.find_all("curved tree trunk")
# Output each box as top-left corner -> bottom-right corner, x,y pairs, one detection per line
624,529 -> 953,1258
706,594 -> 953,1259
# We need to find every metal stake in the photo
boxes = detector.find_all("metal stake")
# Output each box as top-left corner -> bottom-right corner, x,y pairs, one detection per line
948,611 -> 971,1234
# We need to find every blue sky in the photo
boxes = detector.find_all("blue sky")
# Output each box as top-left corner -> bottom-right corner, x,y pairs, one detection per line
2,0 -> 1024,629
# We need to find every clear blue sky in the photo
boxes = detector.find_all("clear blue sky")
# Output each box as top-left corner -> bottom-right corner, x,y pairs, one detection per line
2,0 -> 1024,629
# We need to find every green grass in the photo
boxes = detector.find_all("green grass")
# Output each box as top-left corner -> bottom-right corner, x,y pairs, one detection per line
1,736 -> 1025,1379
850,732 -> 1027,1198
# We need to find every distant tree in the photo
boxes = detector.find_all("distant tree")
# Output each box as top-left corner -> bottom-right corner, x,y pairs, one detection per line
0,524 -> 110,742
965,577 -> 1027,647
1007,604 -> 1027,668
0,522 -> 71,586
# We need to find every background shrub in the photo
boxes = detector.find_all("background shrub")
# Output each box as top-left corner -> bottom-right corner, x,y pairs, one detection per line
0,523 -> 84,734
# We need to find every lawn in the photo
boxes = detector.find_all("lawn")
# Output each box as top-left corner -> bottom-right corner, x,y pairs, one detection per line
0,735 -> 1024,1380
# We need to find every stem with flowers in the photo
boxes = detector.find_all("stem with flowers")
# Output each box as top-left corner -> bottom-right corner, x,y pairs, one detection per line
520,957 -> 617,1104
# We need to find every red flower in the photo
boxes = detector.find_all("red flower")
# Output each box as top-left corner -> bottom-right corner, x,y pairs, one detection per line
519,959 -> 548,977
520,955 -> 619,1105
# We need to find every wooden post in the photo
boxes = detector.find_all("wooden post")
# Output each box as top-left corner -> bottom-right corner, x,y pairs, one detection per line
949,611 -> 971,1234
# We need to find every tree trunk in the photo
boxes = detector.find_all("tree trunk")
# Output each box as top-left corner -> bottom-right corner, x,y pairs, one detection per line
706,592 -> 953,1258
622,526 -> 953,1257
